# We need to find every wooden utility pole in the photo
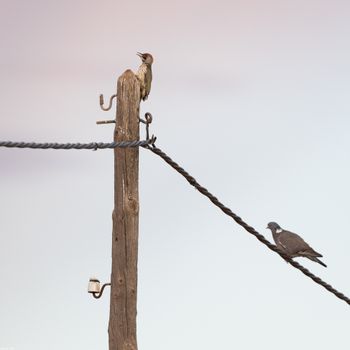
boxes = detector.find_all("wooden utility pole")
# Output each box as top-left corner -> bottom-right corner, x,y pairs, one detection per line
108,70 -> 141,350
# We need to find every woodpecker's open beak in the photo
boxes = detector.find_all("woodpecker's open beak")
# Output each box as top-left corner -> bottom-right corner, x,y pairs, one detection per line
136,52 -> 144,58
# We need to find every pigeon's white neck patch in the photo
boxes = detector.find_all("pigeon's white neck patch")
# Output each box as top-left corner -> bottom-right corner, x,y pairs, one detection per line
276,228 -> 283,233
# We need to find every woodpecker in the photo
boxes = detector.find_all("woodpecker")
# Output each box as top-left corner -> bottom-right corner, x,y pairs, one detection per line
136,52 -> 153,101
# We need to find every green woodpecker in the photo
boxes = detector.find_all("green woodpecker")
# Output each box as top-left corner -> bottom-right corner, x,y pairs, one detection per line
136,52 -> 153,101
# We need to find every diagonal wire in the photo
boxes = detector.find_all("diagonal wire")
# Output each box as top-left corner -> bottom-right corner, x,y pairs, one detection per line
144,144 -> 350,306
0,139 -> 153,150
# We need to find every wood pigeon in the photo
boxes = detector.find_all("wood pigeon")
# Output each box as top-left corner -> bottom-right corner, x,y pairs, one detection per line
267,222 -> 327,267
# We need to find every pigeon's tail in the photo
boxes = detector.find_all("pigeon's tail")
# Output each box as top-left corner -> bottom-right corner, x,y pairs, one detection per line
308,256 -> 327,267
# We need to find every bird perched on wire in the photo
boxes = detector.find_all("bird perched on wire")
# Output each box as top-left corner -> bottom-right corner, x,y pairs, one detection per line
266,222 -> 327,267
136,52 -> 153,101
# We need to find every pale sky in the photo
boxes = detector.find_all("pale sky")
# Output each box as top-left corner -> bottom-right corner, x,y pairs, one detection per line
1,0 -> 350,349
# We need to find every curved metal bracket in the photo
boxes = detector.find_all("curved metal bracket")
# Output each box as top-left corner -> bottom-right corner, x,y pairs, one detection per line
139,112 -> 153,141
91,282 -> 111,299
99,94 -> 117,111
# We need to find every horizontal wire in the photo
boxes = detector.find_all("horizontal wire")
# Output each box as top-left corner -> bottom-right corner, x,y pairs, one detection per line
0,139 -> 153,150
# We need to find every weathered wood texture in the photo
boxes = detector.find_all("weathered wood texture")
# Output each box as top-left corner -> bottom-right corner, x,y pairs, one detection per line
109,70 -> 141,350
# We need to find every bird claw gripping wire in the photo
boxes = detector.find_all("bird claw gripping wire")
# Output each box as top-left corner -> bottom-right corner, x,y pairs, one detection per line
139,112 -> 156,146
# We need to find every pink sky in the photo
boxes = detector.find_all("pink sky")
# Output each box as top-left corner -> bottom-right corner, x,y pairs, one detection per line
1,1 -> 350,349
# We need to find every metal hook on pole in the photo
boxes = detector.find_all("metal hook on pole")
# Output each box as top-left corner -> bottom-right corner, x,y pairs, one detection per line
139,112 -> 153,141
96,93 -> 118,124
99,94 -> 117,112
88,278 -> 111,299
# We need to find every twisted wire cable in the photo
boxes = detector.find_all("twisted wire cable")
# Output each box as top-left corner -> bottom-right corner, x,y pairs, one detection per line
0,139 -> 153,150
144,144 -> 350,306
1,136 -> 348,305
